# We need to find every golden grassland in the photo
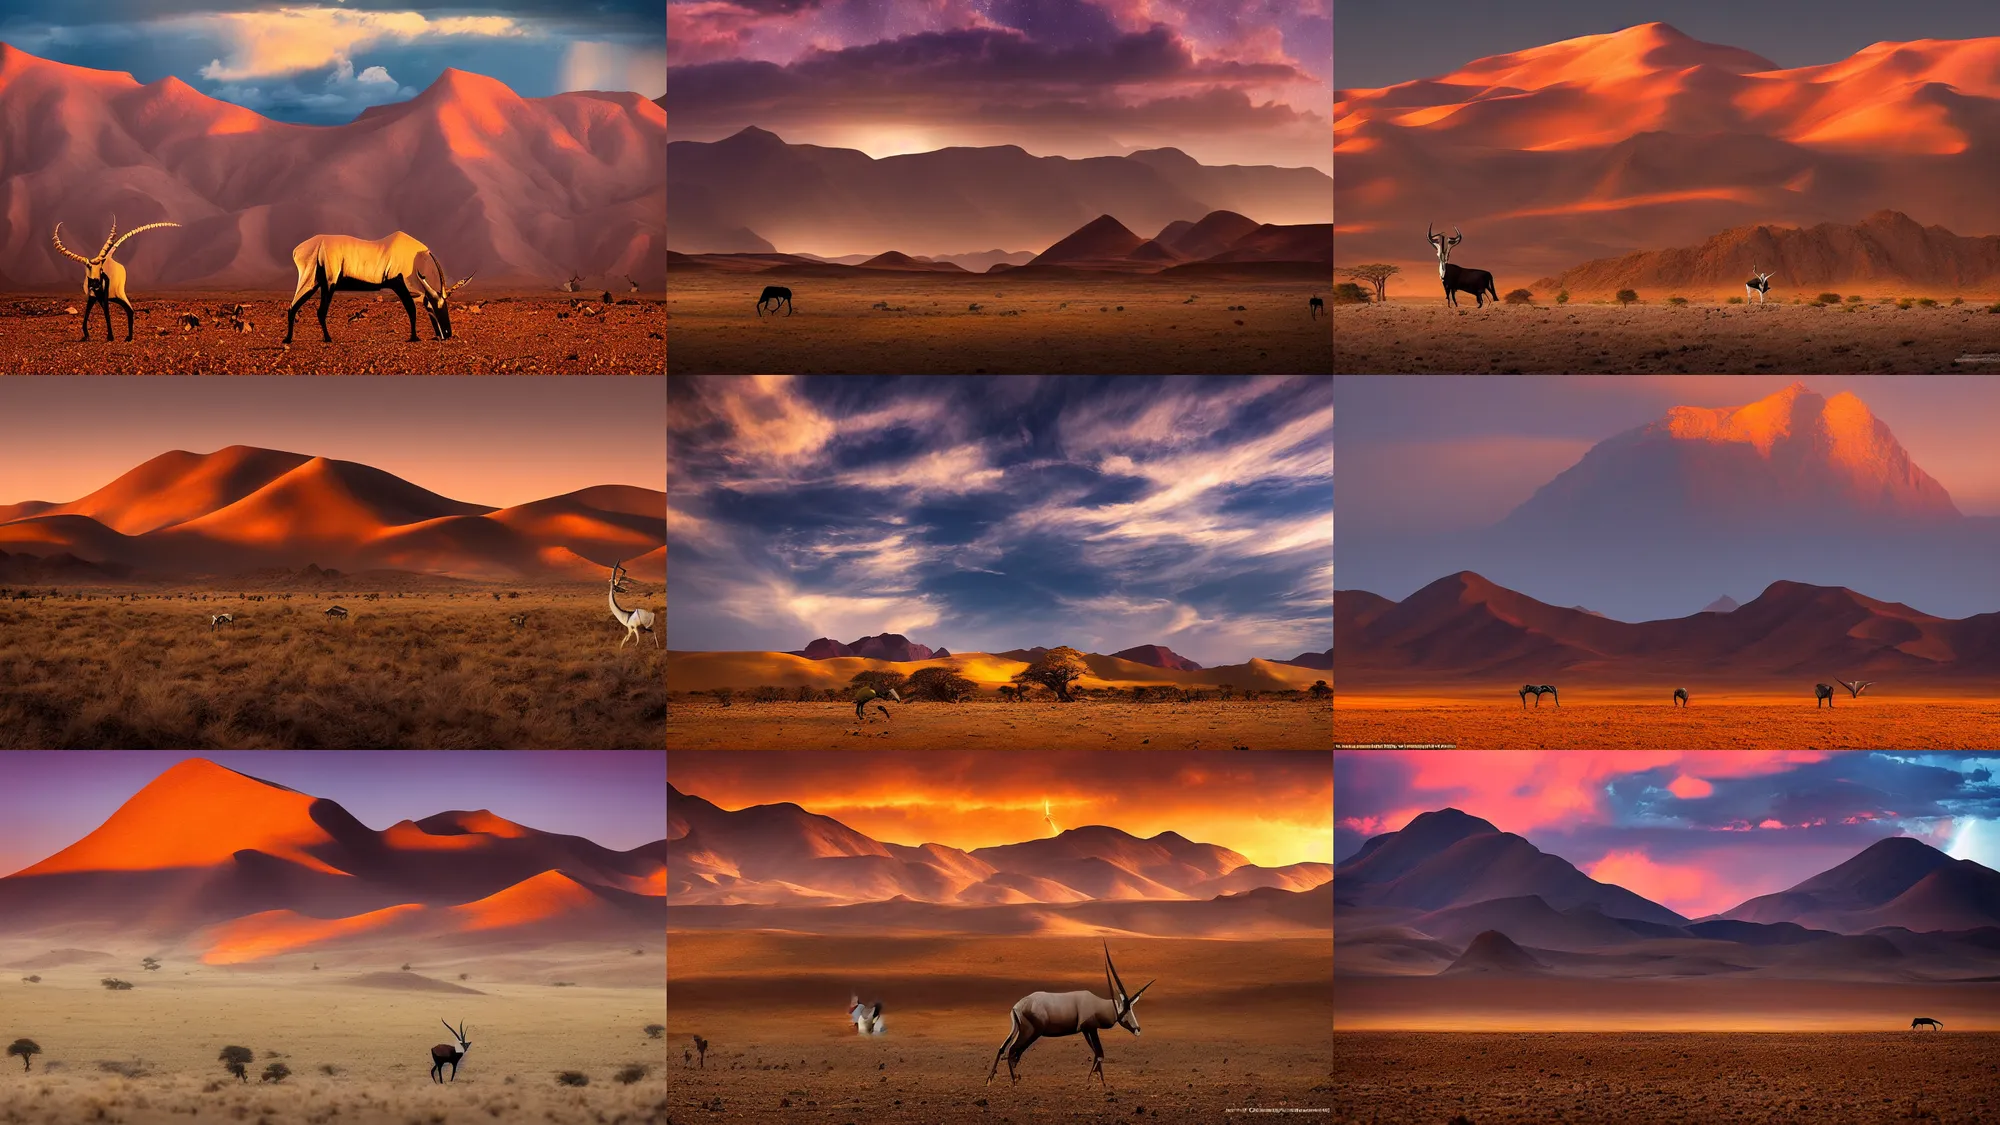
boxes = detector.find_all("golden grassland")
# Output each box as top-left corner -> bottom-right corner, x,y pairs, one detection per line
1336,692 -> 2000,750
667,698 -> 1332,750
666,649 -> 1329,694
1332,297 -> 2000,374
0,945 -> 665,1125
668,932 -> 1331,1125
667,274 -> 1331,373
1335,1032 -> 2000,1125
0,588 -> 665,749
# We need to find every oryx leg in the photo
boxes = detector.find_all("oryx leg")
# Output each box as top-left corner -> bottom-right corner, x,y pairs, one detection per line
80,295 -> 95,340
386,275 -> 419,341
1082,1026 -> 1105,1086
114,295 -> 134,341
316,285 -> 335,342
989,1012 -> 1036,1086
284,285 -> 316,344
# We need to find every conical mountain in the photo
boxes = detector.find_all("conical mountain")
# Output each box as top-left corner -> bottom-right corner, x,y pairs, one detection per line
1031,215 -> 1144,265
1718,835 -> 2000,931
1440,929 -> 1549,975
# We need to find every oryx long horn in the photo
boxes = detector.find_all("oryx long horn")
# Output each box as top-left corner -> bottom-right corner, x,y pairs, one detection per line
109,222 -> 181,257
97,215 -> 117,261
1103,940 -> 1126,999
51,223 -> 89,264
442,1018 -> 458,1037
1127,979 -> 1155,1002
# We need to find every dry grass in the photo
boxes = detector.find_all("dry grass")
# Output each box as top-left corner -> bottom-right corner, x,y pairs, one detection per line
667,274 -> 1331,373
669,932 -> 1331,1125
1334,694 -> 2000,750
1333,298 -> 2000,373
665,698 -> 1332,750
1335,1032 -> 2000,1124
0,588 -> 665,748
0,948 -> 665,1125
0,292 -> 664,374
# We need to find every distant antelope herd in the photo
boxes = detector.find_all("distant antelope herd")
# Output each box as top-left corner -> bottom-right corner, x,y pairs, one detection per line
1505,680 -> 1882,708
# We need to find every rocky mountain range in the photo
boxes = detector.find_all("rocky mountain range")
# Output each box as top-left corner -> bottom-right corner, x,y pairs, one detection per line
788,634 -> 949,661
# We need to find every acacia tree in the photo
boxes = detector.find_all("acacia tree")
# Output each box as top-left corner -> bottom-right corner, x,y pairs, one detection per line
848,670 -> 909,696
1309,679 -> 1331,700
7,1039 -> 38,1072
1014,646 -> 1088,702
906,666 -> 976,702
1341,264 -> 1401,302
219,1045 -> 253,1083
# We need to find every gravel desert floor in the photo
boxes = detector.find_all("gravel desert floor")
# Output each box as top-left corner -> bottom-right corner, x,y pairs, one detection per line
668,275 -> 1331,373
0,946 -> 666,1125
668,933 -> 1332,1125
1335,694 -> 2000,750
0,292 -> 664,374
665,699 -> 1332,750
0,588 -> 665,749
1334,1032 -> 2000,1125
1333,299 -> 2000,373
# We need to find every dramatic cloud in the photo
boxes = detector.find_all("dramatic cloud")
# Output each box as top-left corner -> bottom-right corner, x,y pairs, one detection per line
670,750 -> 1331,867
188,10 -> 525,82
1336,751 -> 2000,917
667,376 -> 1332,667
666,0 -> 1331,171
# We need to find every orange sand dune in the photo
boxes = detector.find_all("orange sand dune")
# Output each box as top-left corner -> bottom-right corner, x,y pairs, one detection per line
162,456 -> 492,550
202,902 -> 426,964
450,870 -> 602,932
15,758 -> 348,877
28,446 -> 312,535
666,650 -> 1326,694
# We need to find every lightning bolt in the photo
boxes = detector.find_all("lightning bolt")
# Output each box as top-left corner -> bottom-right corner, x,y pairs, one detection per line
1044,798 -> 1059,837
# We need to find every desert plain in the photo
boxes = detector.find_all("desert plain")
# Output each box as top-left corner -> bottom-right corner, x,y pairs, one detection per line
670,698 -> 1330,750
667,933 -> 1332,1125
1335,691 -> 2000,750
0,585 -> 666,749
1332,299 -> 2000,374
0,943 -> 666,1125
0,292 -> 665,374
666,274 -> 1331,373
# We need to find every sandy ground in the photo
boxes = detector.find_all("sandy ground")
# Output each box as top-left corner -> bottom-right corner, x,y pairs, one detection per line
0,292 -> 664,374
0,942 -> 666,1124
667,275 -> 1331,373
668,932 -> 1332,1124
1335,1032 -> 2000,1125
0,588 -> 665,749
1333,298 -> 2000,373
665,699 -> 1332,750
1335,695 -> 2000,750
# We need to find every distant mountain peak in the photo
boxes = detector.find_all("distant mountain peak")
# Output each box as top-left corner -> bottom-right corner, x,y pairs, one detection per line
1109,644 -> 1203,671
1701,595 -> 1740,613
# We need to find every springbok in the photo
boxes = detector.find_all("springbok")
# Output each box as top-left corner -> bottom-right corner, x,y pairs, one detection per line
1428,224 -> 1499,308
52,217 -> 181,341
850,993 -> 885,1035
756,286 -> 794,316
1912,1017 -> 1943,1031
429,1020 -> 469,1083
1815,683 -> 1835,707
210,613 -> 234,632
283,233 -> 471,343
608,563 -> 658,649
1309,294 -> 1325,318
1673,688 -> 1688,708
1519,684 -> 1558,709
1746,271 -> 1773,303
1838,678 -> 1874,699
987,941 -> 1152,1088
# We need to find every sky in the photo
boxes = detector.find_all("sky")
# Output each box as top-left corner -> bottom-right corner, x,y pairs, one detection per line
0,751 -> 666,877
1335,1 -> 2000,91
671,749 -> 1331,867
1,0 -> 664,124
668,0 -> 1331,172
1337,376 -> 2000,539
668,375 -> 1332,667
0,376 -> 665,510
1334,751 -> 2000,918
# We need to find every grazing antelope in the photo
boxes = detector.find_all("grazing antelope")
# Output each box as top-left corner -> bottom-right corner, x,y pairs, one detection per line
560,271 -> 583,293
429,1019 -> 469,1083
1519,684 -> 1558,709
608,563 -> 658,649
283,233 -> 472,343
1309,294 -> 1325,317
1912,1017 -> 1943,1031
210,613 -> 234,632
1746,271 -> 1773,303
1838,678 -> 1874,699
1815,683 -> 1836,707
756,285 -> 794,316
1672,687 -> 1688,708
850,993 -> 885,1035
988,941 -> 1152,1088
692,1035 -> 708,1068
1428,224 -> 1499,308
52,217 -> 181,341
325,605 -> 350,621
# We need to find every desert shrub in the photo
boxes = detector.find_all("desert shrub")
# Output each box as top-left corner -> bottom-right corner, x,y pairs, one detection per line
1816,292 -> 1842,305
793,684 -> 814,702
97,1059 -> 148,1078
614,1064 -> 651,1085
1917,297 -> 1938,307
644,1024 -> 665,1039
7,1039 -> 40,1072
459,973 -> 469,981
1847,294 -> 1863,303
905,666 -> 976,702
556,1070 -> 590,1087
1331,282 -> 1369,305
1503,288 -> 1533,305
709,687 -> 733,707
552,981 -> 577,987
319,1064 -> 340,1076
1952,296 -> 1965,306
1726,295 -> 1742,304
847,670 -> 909,696
261,1062 -> 290,1083
219,1045 -> 253,1083
1988,302 -> 2000,314
1309,680 -> 1332,700
749,684 -> 783,704
1615,289 -> 1638,305
100,978 -> 132,990
1897,297 -> 1915,309
1555,289 -> 1570,304
21,975 -> 39,984
400,963 -> 412,971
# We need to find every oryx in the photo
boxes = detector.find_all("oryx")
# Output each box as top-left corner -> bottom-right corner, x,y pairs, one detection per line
429,1020 -> 469,1083
987,941 -> 1153,1088
850,993 -> 885,1035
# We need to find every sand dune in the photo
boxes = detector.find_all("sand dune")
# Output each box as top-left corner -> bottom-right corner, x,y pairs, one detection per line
340,969 -> 487,993
666,648 -> 1325,693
